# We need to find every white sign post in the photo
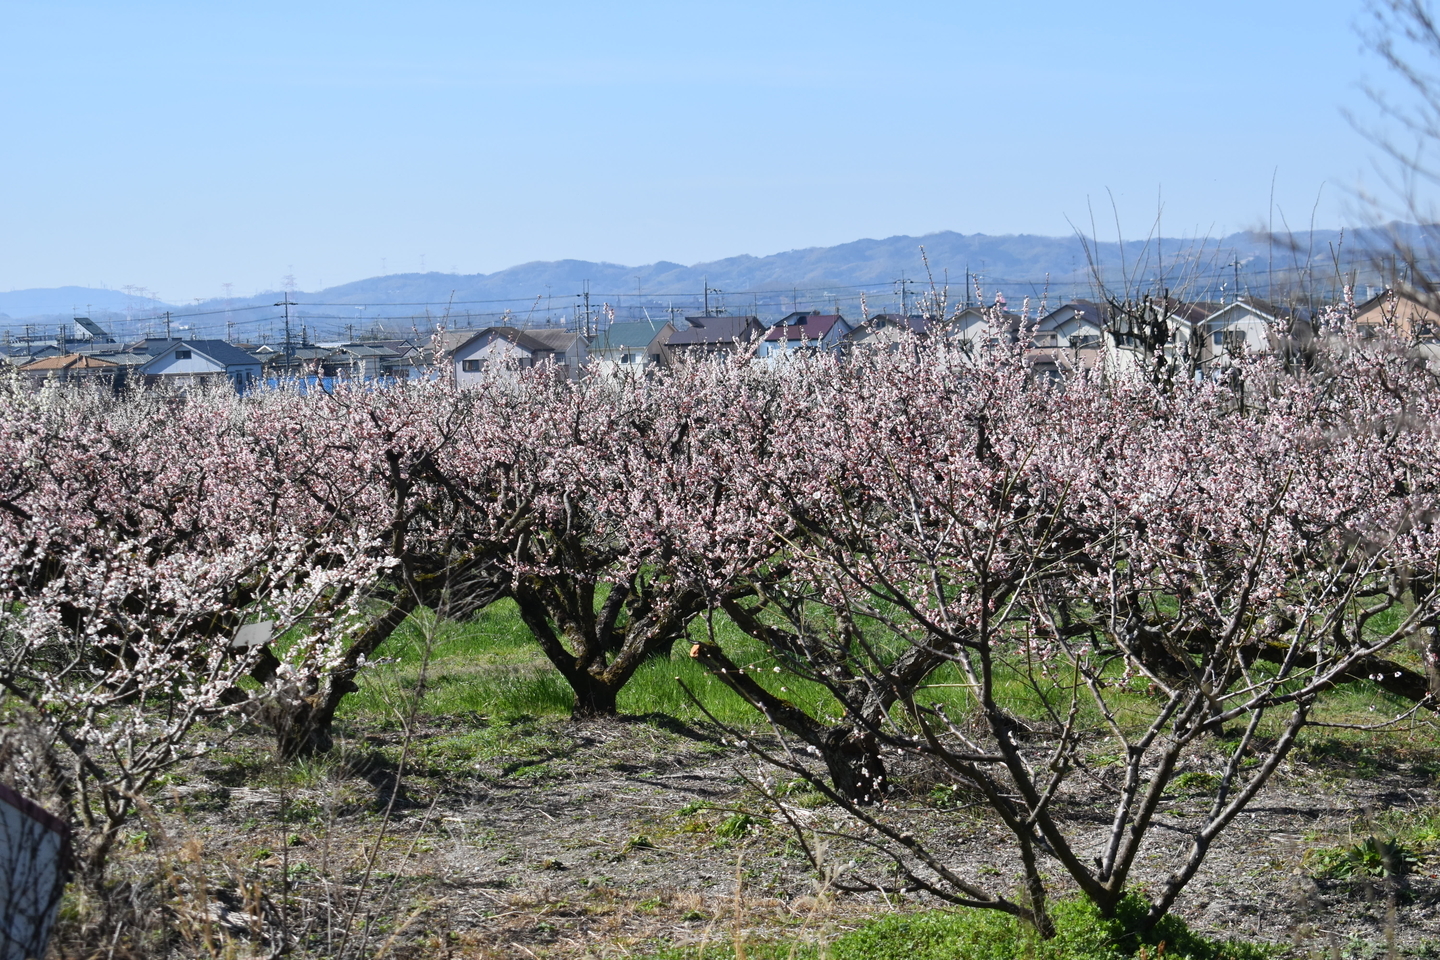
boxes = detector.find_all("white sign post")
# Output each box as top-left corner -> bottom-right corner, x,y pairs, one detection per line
0,784 -> 70,960
231,621 -> 274,650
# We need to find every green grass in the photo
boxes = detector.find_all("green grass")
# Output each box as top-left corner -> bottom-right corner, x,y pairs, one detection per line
342,598 -> 1438,765
641,895 -> 1273,960
343,600 -> 847,727
342,601 -> 572,719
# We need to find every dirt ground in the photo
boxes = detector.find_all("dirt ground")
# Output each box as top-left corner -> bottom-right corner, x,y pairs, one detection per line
104,713 -> 1440,959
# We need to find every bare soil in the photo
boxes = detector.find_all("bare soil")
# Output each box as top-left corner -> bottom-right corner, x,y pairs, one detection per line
84,714 -> 1440,958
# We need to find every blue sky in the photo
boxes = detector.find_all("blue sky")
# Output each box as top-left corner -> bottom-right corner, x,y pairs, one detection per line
0,0 -> 1416,300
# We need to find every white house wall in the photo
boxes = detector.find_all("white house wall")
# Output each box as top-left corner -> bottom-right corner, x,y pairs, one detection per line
145,351 -> 228,376
1205,307 -> 1272,358
453,335 -> 537,386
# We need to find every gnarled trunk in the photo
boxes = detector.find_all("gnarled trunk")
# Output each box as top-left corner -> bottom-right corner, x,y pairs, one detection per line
568,674 -> 620,719
689,640 -> 888,804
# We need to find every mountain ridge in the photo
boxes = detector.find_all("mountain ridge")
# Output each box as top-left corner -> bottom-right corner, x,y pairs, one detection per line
2,225 -> 1428,342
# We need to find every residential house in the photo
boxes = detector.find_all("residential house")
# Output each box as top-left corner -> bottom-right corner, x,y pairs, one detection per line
124,337 -> 184,358
758,312 -> 852,360
353,338 -> 432,379
448,327 -> 567,386
1353,289 -> 1439,342
525,328 -> 589,378
1198,298 -> 1312,370
1099,298 -> 1216,375
843,314 -> 927,354
7,344 -> 62,365
18,353 -> 126,389
666,315 -> 764,360
138,339 -> 263,393
589,320 -> 675,374
321,343 -> 402,381
941,306 -> 1023,351
1027,301 -> 1111,376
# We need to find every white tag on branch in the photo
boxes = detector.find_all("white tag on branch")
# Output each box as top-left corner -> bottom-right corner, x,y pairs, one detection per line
231,621 -> 274,650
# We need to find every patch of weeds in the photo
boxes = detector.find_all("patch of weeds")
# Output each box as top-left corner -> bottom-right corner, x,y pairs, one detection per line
427,718 -> 572,782
1087,751 -> 1124,768
928,783 -> 965,808
203,746 -> 276,787
280,797 -> 324,826
715,813 -> 758,840
1293,737 -> 1383,774
639,893 -> 1273,959
1173,771 -> 1223,795
1306,836 -> 1420,880
1371,809 -> 1440,860
677,800 -> 708,817
625,834 -> 657,852
285,861 -> 315,881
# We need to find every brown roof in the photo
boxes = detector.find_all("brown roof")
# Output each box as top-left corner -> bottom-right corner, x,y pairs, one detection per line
20,353 -> 120,372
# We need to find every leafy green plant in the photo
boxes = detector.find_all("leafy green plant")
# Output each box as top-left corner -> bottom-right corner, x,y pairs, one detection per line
715,813 -> 758,840
1172,771 -> 1222,795
1306,835 -> 1418,879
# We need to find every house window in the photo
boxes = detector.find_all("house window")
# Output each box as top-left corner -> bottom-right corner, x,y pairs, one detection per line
1214,329 -> 1246,350
620,354 -> 632,364
1069,334 -> 1100,350
462,359 -> 481,372
555,353 -> 566,362
175,349 -> 192,360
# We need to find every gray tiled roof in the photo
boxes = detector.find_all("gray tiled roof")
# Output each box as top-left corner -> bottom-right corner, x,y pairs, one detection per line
146,339 -> 263,369
669,316 -> 760,347
594,321 -> 668,350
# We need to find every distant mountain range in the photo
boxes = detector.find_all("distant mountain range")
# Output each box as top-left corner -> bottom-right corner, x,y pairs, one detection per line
3,225 -> 1431,344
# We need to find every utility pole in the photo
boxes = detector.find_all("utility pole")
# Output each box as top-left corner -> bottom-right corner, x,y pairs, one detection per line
576,280 -> 592,337
164,312 -> 172,340
704,276 -> 710,318
275,294 -> 296,362
1226,258 -> 1243,303
894,275 -> 914,316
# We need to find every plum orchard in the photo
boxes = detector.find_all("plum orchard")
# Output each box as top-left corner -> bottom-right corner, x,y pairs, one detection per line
687,311 -> 1440,934
0,307 -> 1436,934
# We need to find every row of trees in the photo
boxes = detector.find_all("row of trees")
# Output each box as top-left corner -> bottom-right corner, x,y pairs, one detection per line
1,304 -> 1437,936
